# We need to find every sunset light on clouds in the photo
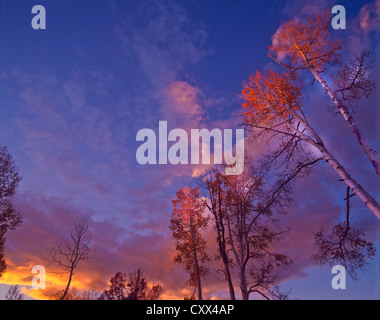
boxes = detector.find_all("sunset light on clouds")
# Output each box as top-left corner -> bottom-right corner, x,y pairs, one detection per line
0,0 -> 379,301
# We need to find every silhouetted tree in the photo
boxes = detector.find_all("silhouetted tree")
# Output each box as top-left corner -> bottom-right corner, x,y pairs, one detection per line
197,171 -> 236,300
223,164 -> 291,300
62,287 -> 103,300
199,163 -> 292,300
104,271 -> 127,300
48,218 -> 94,300
104,269 -> 161,300
126,268 -> 161,300
313,187 -> 376,279
169,187 -> 210,300
0,145 -> 22,278
5,285 -> 23,300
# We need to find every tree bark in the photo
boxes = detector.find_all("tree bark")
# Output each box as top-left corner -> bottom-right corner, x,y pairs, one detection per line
309,67 -> 380,177
60,267 -> 73,300
317,142 -> 380,219
303,119 -> 380,219
215,209 -> 236,300
190,218 -> 203,301
216,182 -> 236,300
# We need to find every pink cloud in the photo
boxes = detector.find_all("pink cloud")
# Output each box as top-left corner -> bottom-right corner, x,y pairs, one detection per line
344,0 -> 380,55
164,81 -> 205,123
359,0 -> 380,32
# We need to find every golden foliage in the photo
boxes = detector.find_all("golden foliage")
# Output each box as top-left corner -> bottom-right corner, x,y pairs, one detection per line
268,10 -> 342,71
241,69 -> 303,128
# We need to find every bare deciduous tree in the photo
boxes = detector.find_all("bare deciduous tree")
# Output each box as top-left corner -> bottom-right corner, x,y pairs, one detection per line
241,10 -> 379,280
333,50 -> 376,113
268,10 -> 380,177
241,69 -> 380,219
48,218 -> 93,300
222,163 -> 292,300
312,187 -> 376,279
197,170 -> 236,300
197,161 -> 293,300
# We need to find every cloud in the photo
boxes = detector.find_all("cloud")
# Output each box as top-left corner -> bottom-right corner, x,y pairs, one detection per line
359,0 -> 380,32
340,0 -> 380,57
2,0 -> 378,300
2,189 -> 236,300
274,0 -> 380,58
281,0 -> 334,18
2,191 -> 171,297
270,25 -> 287,62
164,81 -> 205,124
115,0 -> 209,86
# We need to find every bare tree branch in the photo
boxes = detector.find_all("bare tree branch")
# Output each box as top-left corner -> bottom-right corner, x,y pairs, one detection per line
47,217 -> 94,300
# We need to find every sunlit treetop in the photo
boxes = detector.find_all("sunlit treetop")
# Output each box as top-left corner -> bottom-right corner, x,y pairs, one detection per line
268,10 -> 342,72
241,70 -> 304,128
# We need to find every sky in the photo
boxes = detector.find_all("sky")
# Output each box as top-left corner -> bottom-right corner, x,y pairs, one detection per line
0,0 -> 379,300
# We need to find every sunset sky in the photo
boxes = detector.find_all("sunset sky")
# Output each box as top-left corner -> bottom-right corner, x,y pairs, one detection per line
1,0 -> 379,300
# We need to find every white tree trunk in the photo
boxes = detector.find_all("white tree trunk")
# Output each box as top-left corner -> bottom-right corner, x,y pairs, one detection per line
303,120 -> 380,220
318,143 -> 380,219
309,68 -> 380,177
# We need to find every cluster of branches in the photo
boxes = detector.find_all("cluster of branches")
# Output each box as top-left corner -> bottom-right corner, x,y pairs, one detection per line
241,10 -> 378,277
169,10 -> 378,299
44,218 -> 94,300
102,269 -> 162,300
169,157 -> 298,300
312,187 -> 376,279
245,10 -> 380,215
197,161 -> 294,300
0,145 -> 22,278
44,219 -> 162,300
5,285 -> 23,300
0,146 -> 162,301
